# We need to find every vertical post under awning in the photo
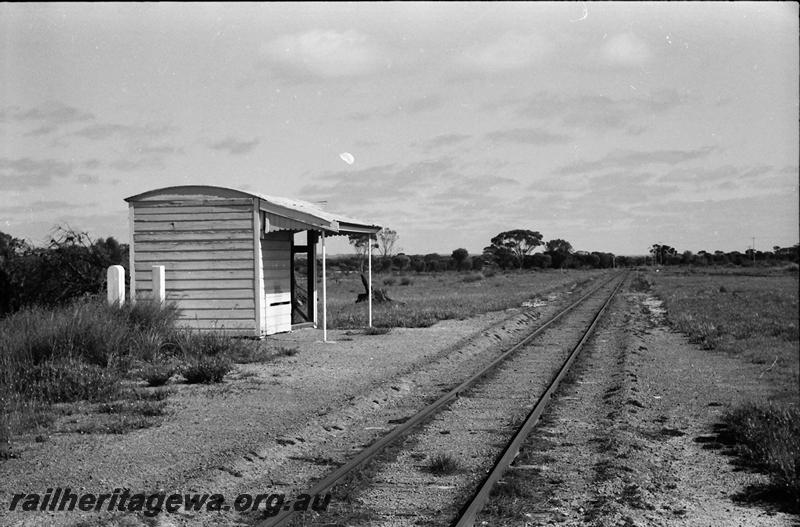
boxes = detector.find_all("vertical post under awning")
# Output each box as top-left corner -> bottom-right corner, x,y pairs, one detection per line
321,230 -> 327,342
368,234 -> 373,328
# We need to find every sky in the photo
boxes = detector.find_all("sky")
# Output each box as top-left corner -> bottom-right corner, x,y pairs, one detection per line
1,2 -> 798,256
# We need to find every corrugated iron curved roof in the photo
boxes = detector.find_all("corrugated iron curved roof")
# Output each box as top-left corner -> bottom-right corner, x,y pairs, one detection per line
125,185 -> 381,235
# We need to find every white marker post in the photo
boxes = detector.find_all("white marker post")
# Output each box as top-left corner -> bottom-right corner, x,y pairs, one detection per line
107,265 -> 125,306
368,235 -> 373,328
321,231 -> 327,342
152,265 -> 166,305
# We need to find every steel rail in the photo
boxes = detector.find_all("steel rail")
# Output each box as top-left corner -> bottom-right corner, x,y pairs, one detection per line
258,271 -> 624,527
453,270 -> 628,527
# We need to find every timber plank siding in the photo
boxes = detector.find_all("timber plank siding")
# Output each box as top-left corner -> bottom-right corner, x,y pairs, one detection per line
129,192 -> 259,336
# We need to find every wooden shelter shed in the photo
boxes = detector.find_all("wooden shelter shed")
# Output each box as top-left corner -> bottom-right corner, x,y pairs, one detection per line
125,185 -> 381,337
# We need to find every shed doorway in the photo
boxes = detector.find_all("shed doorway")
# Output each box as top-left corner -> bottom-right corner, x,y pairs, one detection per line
261,231 -> 292,335
291,231 -> 317,327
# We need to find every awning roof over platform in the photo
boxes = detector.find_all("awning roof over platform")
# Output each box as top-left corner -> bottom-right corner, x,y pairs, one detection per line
125,185 -> 381,235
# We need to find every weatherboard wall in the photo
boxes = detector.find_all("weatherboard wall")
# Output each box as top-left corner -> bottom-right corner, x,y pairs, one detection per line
130,196 -> 258,336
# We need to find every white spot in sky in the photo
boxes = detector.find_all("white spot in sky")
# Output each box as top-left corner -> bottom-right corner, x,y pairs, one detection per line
339,152 -> 355,165
570,3 -> 589,22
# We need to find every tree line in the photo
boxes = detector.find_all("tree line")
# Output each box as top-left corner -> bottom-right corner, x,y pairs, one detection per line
342,228 -> 799,274
648,243 -> 799,266
342,228 -> 620,273
3,225 -> 797,317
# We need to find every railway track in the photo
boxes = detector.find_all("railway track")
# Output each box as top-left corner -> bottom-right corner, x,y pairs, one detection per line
258,271 -> 628,527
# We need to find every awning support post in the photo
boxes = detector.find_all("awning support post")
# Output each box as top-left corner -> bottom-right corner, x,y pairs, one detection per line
322,231 -> 327,342
368,235 -> 373,328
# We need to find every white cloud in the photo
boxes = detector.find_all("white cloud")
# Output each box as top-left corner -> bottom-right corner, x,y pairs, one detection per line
459,32 -> 553,72
600,33 -> 652,67
262,30 -> 381,78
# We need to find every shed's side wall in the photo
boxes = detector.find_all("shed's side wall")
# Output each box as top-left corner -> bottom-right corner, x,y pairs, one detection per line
132,198 -> 257,335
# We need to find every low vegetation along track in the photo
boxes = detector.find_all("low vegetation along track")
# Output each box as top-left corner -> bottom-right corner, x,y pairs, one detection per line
258,271 -> 628,527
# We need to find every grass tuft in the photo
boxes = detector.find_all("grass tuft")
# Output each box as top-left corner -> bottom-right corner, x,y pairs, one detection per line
183,355 -> 232,384
426,452 -> 460,475
363,326 -> 391,335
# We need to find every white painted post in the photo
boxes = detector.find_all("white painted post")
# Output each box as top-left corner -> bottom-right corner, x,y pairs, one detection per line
152,265 -> 166,305
107,265 -> 125,306
321,231 -> 327,342
128,203 -> 136,304
368,234 -> 373,328
313,290 -> 318,327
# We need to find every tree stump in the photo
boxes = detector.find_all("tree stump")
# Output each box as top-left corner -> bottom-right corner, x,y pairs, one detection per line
355,273 -> 394,304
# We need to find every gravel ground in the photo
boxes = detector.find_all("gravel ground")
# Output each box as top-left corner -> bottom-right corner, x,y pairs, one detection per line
477,285 -> 797,526
0,278 -> 598,527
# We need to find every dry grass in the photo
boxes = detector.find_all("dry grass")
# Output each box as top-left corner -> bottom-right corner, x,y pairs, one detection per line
646,267 -> 799,507
0,296 -> 261,444
323,269 -> 606,329
646,268 -> 799,398
723,402 -> 800,510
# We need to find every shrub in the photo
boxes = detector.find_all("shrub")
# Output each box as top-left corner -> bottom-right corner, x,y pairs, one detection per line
276,346 -> 298,357
141,363 -> 175,387
723,402 -> 800,508
462,273 -> 484,283
383,277 -> 396,286
183,356 -> 232,384
0,228 -> 128,315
